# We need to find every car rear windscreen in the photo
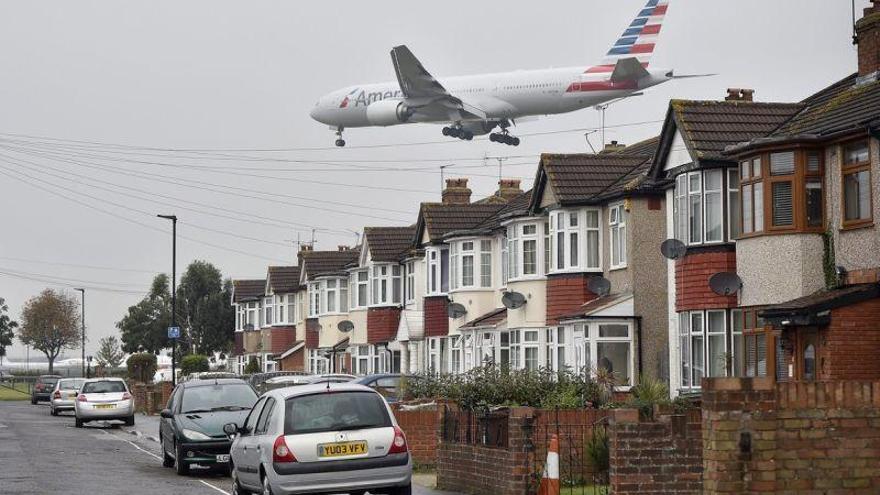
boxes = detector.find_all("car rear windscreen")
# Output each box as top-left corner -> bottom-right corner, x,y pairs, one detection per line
181,383 -> 258,413
285,391 -> 391,435
58,379 -> 85,390
81,381 -> 126,393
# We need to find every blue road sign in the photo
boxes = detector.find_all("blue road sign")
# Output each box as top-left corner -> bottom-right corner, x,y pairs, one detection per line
168,326 -> 180,339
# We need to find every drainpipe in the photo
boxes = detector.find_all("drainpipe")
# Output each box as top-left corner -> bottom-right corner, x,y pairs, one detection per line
635,316 -> 644,380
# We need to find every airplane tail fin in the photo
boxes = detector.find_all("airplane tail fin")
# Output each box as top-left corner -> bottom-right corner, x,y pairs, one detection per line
589,0 -> 669,73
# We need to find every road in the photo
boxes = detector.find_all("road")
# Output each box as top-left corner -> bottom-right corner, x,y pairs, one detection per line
0,402 -> 458,495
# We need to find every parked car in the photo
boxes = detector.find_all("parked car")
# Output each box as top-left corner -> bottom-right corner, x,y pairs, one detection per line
160,378 -> 259,476
259,374 -> 355,394
353,374 -> 424,403
31,374 -> 62,404
225,383 -> 412,495
182,371 -> 237,382
74,377 -> 134,428
50,378 -> 85,416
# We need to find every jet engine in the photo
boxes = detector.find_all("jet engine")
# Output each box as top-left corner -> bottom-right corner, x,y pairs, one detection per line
365,99 -> 413,126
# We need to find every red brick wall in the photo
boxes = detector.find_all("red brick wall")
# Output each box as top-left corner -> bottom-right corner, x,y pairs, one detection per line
824,297 -> 880,380
278,346 -> 304,372
703,377 -> 880,494
546,273 -> 598,325
368,307 -> 401,344
424,296 -> 449,337
675,248 -> 737,312
233,332 -> 243,355
266,326 -> 296,354
609,408 -> 703,494
304,318 -> 320,349
857,5 -> 880,76
391,404 -> 440,467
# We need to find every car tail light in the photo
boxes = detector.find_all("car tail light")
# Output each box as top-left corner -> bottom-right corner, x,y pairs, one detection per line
77,394 -> 87,402
35,384 -> 43,392
388,426 -> 408,454
272,435 -> 296,463
53,391 -> 61,399
122,392 -> 132,400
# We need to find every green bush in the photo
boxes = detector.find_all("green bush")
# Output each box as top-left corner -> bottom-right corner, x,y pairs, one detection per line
627,375 -> 671,419
243,356 -> 261,374
127,353 -> 158,384
406,366 -> 606,410
585,427 -> 609,473
180,354 -> 210,376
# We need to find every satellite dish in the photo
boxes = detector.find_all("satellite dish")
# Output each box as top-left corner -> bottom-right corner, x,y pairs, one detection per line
660,238 -> 688,260
587,276 -> 612,297
337,320 -> 354,333
447,303 -> 467,319
501,291 -> 527,309
708,272 -> 743,296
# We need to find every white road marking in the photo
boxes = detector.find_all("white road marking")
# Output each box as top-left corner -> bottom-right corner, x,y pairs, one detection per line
101,429 -> 162,461
198,480 -> 231,495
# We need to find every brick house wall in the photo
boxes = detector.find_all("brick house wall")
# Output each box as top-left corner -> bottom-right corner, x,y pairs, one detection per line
675,247 -> 737,312
367,307 -> 401,344
233,332 -> 243,355
703,377 -> 880,494
278,346 -> 304,372
608,408 -> 703,494
266,326 -> 296,354
304,318 -> 320,349
424,296 -> 449,338
823,296 -> 880,380
546,273 -> 598,325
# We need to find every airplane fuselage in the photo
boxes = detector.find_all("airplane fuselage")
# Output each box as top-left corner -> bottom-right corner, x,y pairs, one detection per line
310,65 -> 672,130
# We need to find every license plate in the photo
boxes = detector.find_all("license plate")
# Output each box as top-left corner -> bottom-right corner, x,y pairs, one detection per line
319,441 -> 367,458
95,404 -> 115,409
216,454 -> 230,463
67,394 -> 76,399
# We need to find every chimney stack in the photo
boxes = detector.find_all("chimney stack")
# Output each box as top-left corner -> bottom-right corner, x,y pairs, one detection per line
602,140 -> 626,153
442,178 -> 472,205
856,1 -> 880,78
497,179 -> 523,202
725,88 -> 755,102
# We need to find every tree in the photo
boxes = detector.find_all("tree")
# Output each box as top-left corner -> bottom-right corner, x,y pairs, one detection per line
244,356 -> 261,374
180,354 -> 210,376
0,297 -> 18,367
118,274 -> 171,354
127,352 -> 158,383
95,336 -> 126,369
18,289 -> 80,374
178,262 -> 234,355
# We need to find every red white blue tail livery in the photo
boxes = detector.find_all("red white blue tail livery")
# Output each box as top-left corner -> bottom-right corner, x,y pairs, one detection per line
311,0 -> 678,147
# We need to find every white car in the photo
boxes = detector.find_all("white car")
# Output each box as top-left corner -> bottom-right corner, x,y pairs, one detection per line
74,377 -> 135,427
50,378 -> 85,416
226,383 -> 412,495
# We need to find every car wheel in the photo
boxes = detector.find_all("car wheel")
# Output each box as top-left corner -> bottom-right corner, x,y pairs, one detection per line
50,407 -> 57,416
75,417 -> 83,428
125,415 -> 135,426
261,473 -> 274,495
175,444 -> 190,475
161,437 -> 174,468
31,397 -> 36,405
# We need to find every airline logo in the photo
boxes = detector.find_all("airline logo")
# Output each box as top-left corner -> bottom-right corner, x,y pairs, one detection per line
587,0 -> 668,74
339,88 -> 359,108
339,87 -> 405,108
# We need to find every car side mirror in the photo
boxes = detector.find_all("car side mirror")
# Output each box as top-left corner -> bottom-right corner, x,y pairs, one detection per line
160,409 -> 174,419
223,423 -> 239,437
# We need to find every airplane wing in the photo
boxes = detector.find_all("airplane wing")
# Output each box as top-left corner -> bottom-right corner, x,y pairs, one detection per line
390,45 -> 486,120
610,57 -> 651,83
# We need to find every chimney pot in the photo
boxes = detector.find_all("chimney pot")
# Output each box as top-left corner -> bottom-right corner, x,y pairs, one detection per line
497,178 -> 523,202
442,177 -> 472,205
725,88 -> 755,102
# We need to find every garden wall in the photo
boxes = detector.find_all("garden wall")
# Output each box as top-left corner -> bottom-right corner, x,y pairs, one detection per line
131,381 -> 173,414
703,377 -> 880,494
390,403 -> 440,467
608,407 -> 703,494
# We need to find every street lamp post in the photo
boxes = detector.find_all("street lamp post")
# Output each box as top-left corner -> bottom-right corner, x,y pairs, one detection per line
157,214 -> 178,387
74,288 -> 85,377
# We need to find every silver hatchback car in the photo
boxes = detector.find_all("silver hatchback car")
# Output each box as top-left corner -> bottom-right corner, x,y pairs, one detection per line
226,383 -> 412,495
50,378 -> 85,416
74,377 -> 135,427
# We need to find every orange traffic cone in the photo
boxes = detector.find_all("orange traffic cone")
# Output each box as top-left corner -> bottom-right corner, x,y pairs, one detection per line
538,434 -> 560,495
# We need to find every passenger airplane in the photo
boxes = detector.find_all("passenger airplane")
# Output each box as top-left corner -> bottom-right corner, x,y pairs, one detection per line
310,0 -> 679,147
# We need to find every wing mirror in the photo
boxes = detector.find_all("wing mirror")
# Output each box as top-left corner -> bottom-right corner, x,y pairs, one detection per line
223,422 -> 240,437
160,409 -> 174,419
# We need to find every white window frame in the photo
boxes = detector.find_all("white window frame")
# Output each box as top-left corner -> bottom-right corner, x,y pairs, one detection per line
350,269 -> 369,309
727,168 -> 741,240
568,321 -> 634,388
370,263 -> 401,307
678,309 -> 741,391
263,297 -> 274,327
425,247 -> 449,296
405,262 -> 416,303
704,169 -> 724,243
308,283 -> 320,317
674,168 -> 738,245
549,209 -> 601,274
480,240 -> 492,288
609,203 -> 627,269
450,239 -> 493,291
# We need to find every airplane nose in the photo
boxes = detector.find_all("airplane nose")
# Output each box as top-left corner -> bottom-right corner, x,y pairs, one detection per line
309,106 -> 321,121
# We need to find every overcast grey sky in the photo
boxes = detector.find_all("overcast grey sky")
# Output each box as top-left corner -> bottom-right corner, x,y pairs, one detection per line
0,0 -> 868,359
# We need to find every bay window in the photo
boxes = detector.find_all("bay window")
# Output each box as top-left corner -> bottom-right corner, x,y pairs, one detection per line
688,172 -> 702,243
549,209 -> 600,273
426,247 -> 449,295
546,327 -> 568,371
325,280 -> 338,313
480,241 -> 492,287
350,269 -> 368,309
451,239 -> 493,290
506,222 -> 550,281
308,283 -> 320,317
370,264 -> 401,306
405,262 -> 415,303
678,309 -> 744,390
570,321 -> 633,387
728,169 -> 741,239
450,336 -> 462,373
263,297 -> 274,326
673,168 -> 738,244
523,330 -> 539,371
240,301 -> 259,330
501,232 -> 509,285
609,203 -> 626,269
461,242 -> 474,286
842,140 -> 872,226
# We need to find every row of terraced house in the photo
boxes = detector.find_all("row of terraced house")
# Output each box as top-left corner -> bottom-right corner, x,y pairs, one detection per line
230,5 -> 880,395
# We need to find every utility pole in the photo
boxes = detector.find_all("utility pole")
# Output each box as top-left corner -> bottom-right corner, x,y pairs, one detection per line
74,288 -> 85,377
439,164 -> 454,198
157,214 -> 178,387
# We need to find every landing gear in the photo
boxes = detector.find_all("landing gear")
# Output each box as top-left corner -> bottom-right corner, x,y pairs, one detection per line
334,127 -> 346,147
442,125 -> 473,141
489,132 -> 520,146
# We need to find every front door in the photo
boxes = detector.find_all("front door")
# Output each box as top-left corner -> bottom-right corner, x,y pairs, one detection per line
796,328 -> 819,382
